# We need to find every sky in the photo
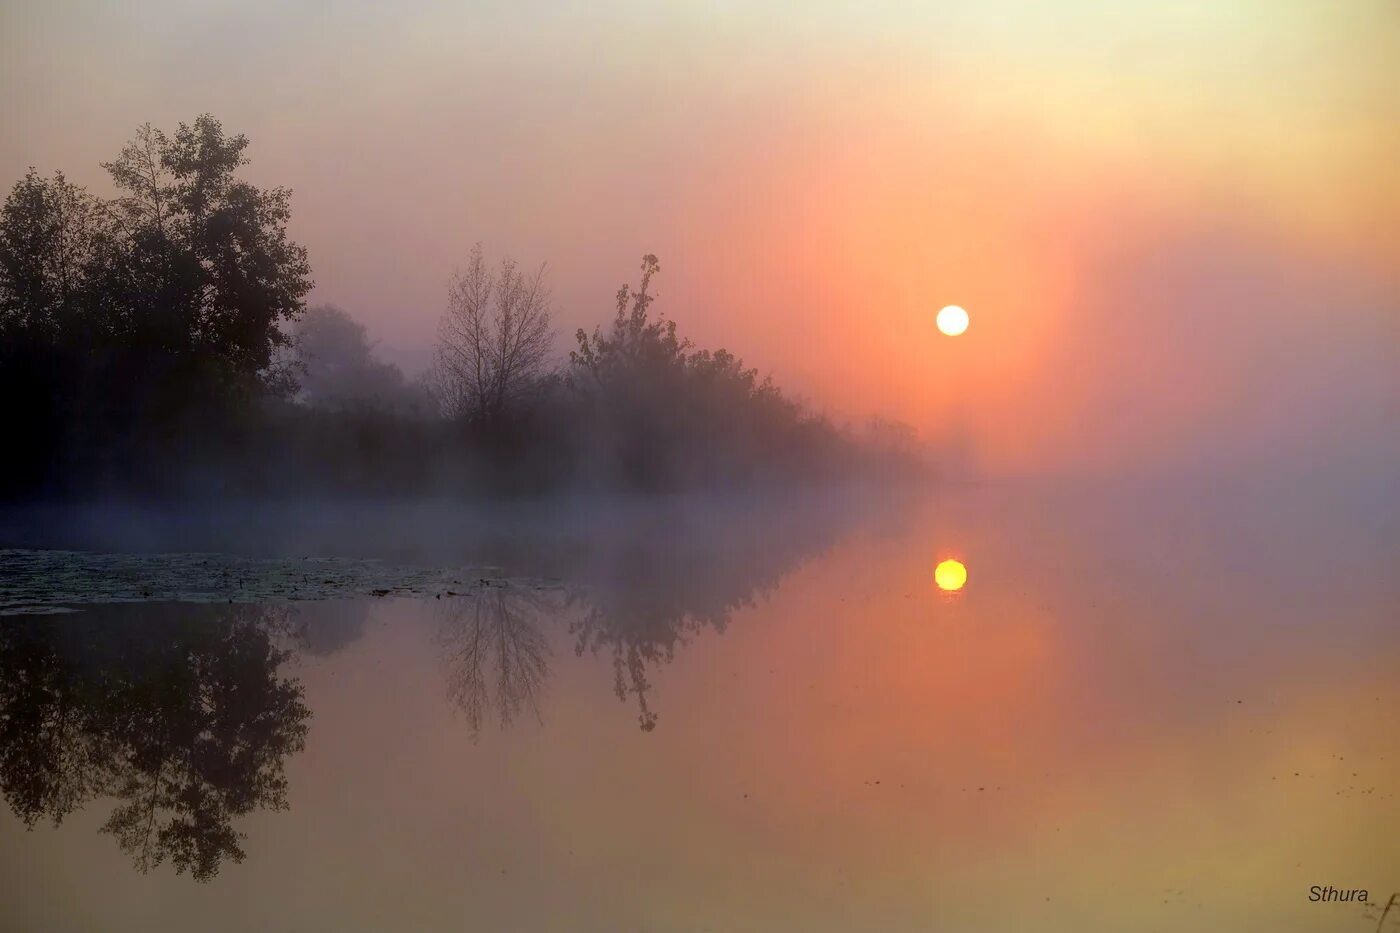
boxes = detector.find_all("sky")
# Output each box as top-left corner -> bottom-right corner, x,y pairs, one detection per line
2,0 -> 1396,477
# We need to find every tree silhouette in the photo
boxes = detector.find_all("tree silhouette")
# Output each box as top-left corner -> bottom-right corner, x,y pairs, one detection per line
0,604 -> 309,881
433,244 -> 553,428
97,117 -> 311,392
0,115 -> 312,495
1,128 -> 924,499
567,254 -> 843,489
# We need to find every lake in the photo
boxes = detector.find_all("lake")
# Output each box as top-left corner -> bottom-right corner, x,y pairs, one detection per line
1,483 -> 1396,931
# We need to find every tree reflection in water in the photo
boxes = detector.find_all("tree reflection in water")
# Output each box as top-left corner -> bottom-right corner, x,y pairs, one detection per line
569,593 -> 730,733
562,497 -> 870,731
436,583 -> 554,738
0,604 -> 309,881
430,499 -> 864,735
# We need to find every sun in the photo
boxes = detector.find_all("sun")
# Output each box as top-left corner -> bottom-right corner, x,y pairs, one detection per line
936,305 -> 969,337
934,558 -> 967,592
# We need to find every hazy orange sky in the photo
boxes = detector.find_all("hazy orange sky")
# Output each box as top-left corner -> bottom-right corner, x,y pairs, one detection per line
3,0 -> 1396,475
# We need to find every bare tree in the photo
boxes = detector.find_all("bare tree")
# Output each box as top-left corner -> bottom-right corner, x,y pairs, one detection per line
432,244 -> 553,426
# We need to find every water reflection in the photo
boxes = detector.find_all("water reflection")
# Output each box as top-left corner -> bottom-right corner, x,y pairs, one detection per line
1362,895 -> 1400,932
427,495 -> 879,734
0,488 -> 1395,927
0,493 -> 893,886
934,557 -> 967,592
0,604 -> 309,881
562,501 -> 863,731
436,583 -> 554,737
291,598 -> 371,657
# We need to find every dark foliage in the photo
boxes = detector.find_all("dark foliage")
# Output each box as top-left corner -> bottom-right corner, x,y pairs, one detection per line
566,254 -> 853,489
0,605 -> 309,881
0,116 -> 311,497
0,118 -> 925,500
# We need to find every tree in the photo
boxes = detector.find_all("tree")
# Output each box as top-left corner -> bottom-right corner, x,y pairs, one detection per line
432,244 -> 553,427
570,254 -> 685,386
568,254 -> 820,487
0,115 -> 313,494
289,303 -> 433,415
0,170 -> 116,491
96,115 -> 312,396
0,169 -> 106,341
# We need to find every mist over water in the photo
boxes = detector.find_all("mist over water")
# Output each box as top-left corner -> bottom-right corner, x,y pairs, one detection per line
2,2 -> 1397,929
1,480 -> 1395,931
0,162 -> 1392,923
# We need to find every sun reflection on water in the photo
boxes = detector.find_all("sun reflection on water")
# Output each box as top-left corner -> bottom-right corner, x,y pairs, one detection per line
934,558 -> 967,592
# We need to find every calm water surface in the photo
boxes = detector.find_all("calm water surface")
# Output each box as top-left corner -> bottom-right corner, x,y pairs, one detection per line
1,485 -> 1397,932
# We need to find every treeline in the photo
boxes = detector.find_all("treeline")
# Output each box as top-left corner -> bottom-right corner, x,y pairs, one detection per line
0,116 -> 926,499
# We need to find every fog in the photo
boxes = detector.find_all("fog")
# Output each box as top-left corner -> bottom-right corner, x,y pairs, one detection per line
4,1 -> 1394,491
2,5 -> 1396,930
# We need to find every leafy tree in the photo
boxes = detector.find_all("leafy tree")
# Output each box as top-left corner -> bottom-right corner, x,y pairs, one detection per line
95,115 -> 312,395
0,115 -> 312,494
289,303 -> 433,415
0,122 -> 922,497
569,254 -> 836,488
0,169 -> 105,340
570,254 -> 683,382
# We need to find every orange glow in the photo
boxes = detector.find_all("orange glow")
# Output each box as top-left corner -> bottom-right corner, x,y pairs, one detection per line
934,559 -> 968,591
4,1 -> 1391,480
